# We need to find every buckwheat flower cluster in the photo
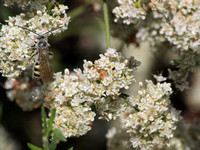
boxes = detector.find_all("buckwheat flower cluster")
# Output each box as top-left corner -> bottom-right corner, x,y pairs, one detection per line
106,121 -> 200,150
120,76 -> 181,149
4,0 -> 54,10
149,0 -> 200,50
4,71 -> 44,111
53,104 -> 95,138
168,49 -> 200,91
49,102 -> 95,138
95,96 -> 133,120
113,0 -> 146,25
111,0 -> 167,47
43,69 -> 96,138
136,21 -> 166,47
83,49 -> 140,120
43,48 -> 140,137
83,49 -> 140,98
0,4 -> 70,78
154,120 -> 200,150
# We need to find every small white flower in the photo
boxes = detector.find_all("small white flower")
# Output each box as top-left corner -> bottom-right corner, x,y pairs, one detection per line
113,0 -> 146,25
153,74 -> 167,82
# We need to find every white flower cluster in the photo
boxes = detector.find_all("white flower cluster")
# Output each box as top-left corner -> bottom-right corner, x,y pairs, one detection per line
4,71 -> 44,111
4,0 -> 54,10
149,0 -> 200,50
44,69 -> 96,138
50,102 -> 95,138
43,48 -> 140,137
95,95 -> 133,120
136,21 -> 166,47
111,0 -> 168,47
113,0 -> 146,25
116,0 -> 200,50
83,49 -> 140,120
106,121 -> 200,150
154,120 -> 200,150
0,4 -> 70,78
83,49 -> 140,97
120,77 -> 181,149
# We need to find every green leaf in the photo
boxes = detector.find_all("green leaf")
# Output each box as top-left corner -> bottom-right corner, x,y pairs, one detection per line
49,140 -> 56,150
41,106 -> 47,134
47,108 -> 56,131
27,143 -> 42,150
54,129 -> 66,142
49,129 -> 67,150
68,147 -> 73,150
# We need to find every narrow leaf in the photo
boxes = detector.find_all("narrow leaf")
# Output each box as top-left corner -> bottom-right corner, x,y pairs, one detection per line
49,129 -> 67,150
49,140 -> 56,150
27,143 -> 42,150
41,106 -> 47,134
68,147 -> 73,150
54,129 -> 67,142
47,108 -> 56,131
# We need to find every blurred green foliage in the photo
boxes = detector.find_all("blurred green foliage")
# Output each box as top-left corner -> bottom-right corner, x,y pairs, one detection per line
27,107 -> 67,150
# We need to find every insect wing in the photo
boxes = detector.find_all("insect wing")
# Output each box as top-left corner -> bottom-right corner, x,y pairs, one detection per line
38,48 -> 53,83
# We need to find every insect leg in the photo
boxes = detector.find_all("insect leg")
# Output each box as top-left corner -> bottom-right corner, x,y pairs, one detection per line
30,42 -> 37,50
49,52 -> 54,60
29,51 -> 38,60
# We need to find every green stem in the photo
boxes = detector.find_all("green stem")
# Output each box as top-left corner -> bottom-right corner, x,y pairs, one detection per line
43,136 -> 50,150
103,0 -> 111,48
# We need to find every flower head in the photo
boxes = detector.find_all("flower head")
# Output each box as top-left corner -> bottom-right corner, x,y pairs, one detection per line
120,76 -> 181,149
113,0 -> 146,25
0,4 -> 70,78
43,48 -> 140,137
4,71 -> 43,111
4,0 -> 56,11
149,0 -> 200,50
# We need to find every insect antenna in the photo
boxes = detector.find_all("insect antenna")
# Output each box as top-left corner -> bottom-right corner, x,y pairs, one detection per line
16,25 -> 63,37
16,25 -> 41,36
42,26 -> 63,36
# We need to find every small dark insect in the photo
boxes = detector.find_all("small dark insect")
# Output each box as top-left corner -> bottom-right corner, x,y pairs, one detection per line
17,25 -> 62,83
